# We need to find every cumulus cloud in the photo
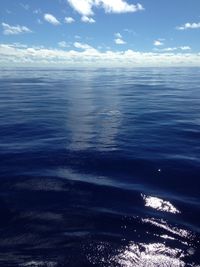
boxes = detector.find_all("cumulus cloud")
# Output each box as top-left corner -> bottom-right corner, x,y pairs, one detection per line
177,22 -> 200,30
2,22 -> 32,35
67,0 -> 94,16
1,43 -> 199,67
67,0 -> 144,16
97,0 -> 144,13
64,17 -> 75,23
154,40 -> 164,46
81,16 -> 95,23
44,13 -> 60,25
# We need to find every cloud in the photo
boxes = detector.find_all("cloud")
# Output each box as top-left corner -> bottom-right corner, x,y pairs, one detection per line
180,46 -> 191,50
64,17 -> 75,23
162,47 -> 177,52
58,41 -> 70,48
155,46 -> 191,52
67,0 -> 144,16
97,0 -> 144,13
75,35 -> 81,39
6,9 -> 12,14
114,33 -> 126,44
81,16 -> 95,23
44,13 -> 60,25
154,40 -> 164,46
115,38 -> 126,44
67,0 -> 94,16
73,42 -> 94,50
115,32 -> 122,38
177,22 -> 200,30
1,43 -> 199,67
33,9 -> 42,14
20,3 -> 30,10
2,22 -> 32,35
37,19 -> 43,24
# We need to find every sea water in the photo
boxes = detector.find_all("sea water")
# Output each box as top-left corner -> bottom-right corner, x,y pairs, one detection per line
0,68 -> 200,266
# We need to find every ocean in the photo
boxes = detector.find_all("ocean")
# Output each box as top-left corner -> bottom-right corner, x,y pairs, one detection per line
0,68 -> 199,266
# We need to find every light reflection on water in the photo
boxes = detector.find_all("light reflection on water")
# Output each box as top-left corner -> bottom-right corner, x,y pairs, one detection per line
113,242 -> 186,267
142,218 -> 193,240
142,194 -> 180,214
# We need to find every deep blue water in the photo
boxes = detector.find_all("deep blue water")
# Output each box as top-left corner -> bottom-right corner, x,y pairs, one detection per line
0,68 -> 200,267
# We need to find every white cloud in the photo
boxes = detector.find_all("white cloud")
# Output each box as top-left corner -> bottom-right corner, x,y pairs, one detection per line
64,17 -> 75,23
1,43 -> 199,67
96,0 -> 144,13
156,46 -> 191,52
163,47 -> 177,52
115,38 -> 126,44
58,41 -> 70,48
67,0 -> 144,16
154,40 -> 164,46
114,33 -> 126,44
67,0 -> 94,16
81,16 -> 96,23
2,22 -> 32,35
44,13 -> 60,25
73,42 -> 93,50
115,32 -> 122,38
180,46 -> 191,50
177,22 -> 200,30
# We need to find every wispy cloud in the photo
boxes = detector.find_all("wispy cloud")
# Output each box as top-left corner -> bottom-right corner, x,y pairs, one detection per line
37,19 -> 43,25
58,41 -> 70,48
177,22 -> 200,30
81,16 -> 95,23
180,46 -> 191,50
44,13 -> 60,25
64,17 -> 75,23
155,46 -> 191,52
20,3 -> 29,10
2,22 -> 32,35
67,0 -> 144,16
33,9 -> 42,14
6,9 -> 12,14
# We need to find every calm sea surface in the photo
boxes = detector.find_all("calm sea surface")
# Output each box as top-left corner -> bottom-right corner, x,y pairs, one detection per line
0,68 -> 200,266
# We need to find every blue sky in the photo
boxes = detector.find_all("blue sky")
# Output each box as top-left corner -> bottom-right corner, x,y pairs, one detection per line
0,0 -> 200,67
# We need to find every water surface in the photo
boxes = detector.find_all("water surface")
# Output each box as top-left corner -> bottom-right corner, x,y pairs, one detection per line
0,68 -> 200,266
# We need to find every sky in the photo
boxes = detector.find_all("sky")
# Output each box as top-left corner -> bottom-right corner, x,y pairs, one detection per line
0,0 -> 200,67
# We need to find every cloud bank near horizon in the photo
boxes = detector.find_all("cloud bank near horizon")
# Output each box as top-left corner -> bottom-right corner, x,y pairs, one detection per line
1,43 -> 199,67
